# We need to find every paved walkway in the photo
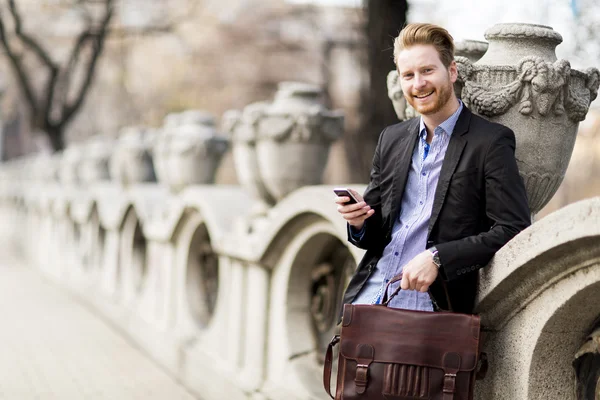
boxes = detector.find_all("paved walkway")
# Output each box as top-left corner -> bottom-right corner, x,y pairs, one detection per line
0,261 -> 198,400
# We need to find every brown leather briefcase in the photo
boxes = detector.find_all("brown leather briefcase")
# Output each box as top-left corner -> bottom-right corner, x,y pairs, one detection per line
323,275 -> 487,399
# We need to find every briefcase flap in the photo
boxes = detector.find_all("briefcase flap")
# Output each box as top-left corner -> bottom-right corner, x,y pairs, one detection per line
340,304 -> 480,371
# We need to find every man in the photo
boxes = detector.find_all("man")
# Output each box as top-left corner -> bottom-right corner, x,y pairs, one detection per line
335,23 -> 531,314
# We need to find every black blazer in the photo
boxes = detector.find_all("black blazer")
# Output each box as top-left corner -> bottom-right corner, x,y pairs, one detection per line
342,106 -> 531,314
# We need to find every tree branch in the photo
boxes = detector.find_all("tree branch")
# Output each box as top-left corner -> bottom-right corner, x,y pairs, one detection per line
8,0 -> 58,71
56,31 -> 93,116
0,12 -> 39,117
59,0 -> 113,128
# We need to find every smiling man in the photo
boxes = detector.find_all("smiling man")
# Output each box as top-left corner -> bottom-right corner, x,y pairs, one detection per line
334,23 -> 531,313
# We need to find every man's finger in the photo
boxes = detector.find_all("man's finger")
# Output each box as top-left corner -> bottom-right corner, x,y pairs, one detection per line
347,212 -> 375,227
338,201 -> 366,212
341,207 -> 371,220
409,280 -> 417,291
400,277 -> 409,290
334,196 -> 350,205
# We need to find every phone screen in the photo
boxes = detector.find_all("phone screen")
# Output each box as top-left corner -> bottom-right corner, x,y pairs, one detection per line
334,189 -> 358,205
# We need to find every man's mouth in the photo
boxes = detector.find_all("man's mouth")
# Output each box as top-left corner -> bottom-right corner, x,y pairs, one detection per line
414,91 -> 434,99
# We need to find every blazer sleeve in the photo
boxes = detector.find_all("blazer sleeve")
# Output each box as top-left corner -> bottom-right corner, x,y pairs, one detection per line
435,126 -> 531,281
347,128 -> 387,250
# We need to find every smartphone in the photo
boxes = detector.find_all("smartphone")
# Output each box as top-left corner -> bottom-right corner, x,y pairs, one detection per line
333,187 -> 359,205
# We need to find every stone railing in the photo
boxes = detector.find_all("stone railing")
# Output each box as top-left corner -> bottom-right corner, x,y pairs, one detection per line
1,23 -> 600,400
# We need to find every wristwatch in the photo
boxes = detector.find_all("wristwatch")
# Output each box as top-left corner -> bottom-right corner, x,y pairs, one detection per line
428,247 -> 442,269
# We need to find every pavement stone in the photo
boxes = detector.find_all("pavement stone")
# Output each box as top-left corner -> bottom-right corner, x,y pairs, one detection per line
0,261 -> 198,400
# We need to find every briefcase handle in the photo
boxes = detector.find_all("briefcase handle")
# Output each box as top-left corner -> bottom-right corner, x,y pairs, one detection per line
381,273 -> 453,312
323,334 -> 340,399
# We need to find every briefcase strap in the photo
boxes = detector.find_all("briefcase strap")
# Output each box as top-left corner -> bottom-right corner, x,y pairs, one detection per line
323,334 -> 340,399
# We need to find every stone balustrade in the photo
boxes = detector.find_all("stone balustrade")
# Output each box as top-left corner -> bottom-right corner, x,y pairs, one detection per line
1,23 -> 600,400
1,158 -> 599,400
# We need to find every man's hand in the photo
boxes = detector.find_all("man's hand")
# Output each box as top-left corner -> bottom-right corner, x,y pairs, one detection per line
334,188 -> 375,229
400,250 -> 439,292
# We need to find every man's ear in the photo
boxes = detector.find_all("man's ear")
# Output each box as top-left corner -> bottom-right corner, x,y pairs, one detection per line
448,60 -> 458,83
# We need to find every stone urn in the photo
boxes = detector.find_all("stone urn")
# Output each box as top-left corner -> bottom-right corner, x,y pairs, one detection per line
80,137 -> 112,183
164,110 -> 228,192
153,112 -> 180,185
255,82 -> 344,202
33,153 -> 60,183
455,40 -> 489,63
223,102 -> 276,214
58,145 -> 84,185
387,39 -> 489,121
456,23 -> 600,214
387,70 -> 409,121
110,126 -> 157,186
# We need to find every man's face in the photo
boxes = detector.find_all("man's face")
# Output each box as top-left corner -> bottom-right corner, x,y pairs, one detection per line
396,44 -> 457,115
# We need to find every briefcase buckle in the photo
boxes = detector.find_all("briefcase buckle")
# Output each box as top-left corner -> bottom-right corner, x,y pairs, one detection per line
355,364 -> 369,394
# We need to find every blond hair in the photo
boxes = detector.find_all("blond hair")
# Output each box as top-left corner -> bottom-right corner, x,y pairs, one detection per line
393,23 -> 455,68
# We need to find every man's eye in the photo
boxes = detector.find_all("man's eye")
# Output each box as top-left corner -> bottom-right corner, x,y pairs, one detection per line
403,74 -> 413,79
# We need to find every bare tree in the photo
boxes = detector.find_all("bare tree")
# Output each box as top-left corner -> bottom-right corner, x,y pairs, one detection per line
344,0 -> 408,182
0,0 -> 114,151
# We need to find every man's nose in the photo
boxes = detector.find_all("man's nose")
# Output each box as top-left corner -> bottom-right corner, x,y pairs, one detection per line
414,74 -> 427,89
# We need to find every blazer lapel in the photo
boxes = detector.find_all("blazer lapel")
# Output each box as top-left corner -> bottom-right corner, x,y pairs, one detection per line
427,107 -> 472,236
390,118 -> 420,223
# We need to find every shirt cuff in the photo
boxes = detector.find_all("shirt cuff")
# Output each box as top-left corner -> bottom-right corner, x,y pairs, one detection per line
349,224 -> 366,240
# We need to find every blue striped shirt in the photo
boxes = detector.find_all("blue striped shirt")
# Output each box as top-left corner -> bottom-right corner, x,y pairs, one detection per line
352,101 -> 463,310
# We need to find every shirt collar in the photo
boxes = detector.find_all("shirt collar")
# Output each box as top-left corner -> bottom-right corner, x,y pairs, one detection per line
418,99 -> 463,139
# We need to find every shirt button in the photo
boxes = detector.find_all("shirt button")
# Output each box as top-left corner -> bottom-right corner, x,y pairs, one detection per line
405,225 -> 409,229
419,201 -> 423,205
394,252 -> 399,256
422,172 -> 426,176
